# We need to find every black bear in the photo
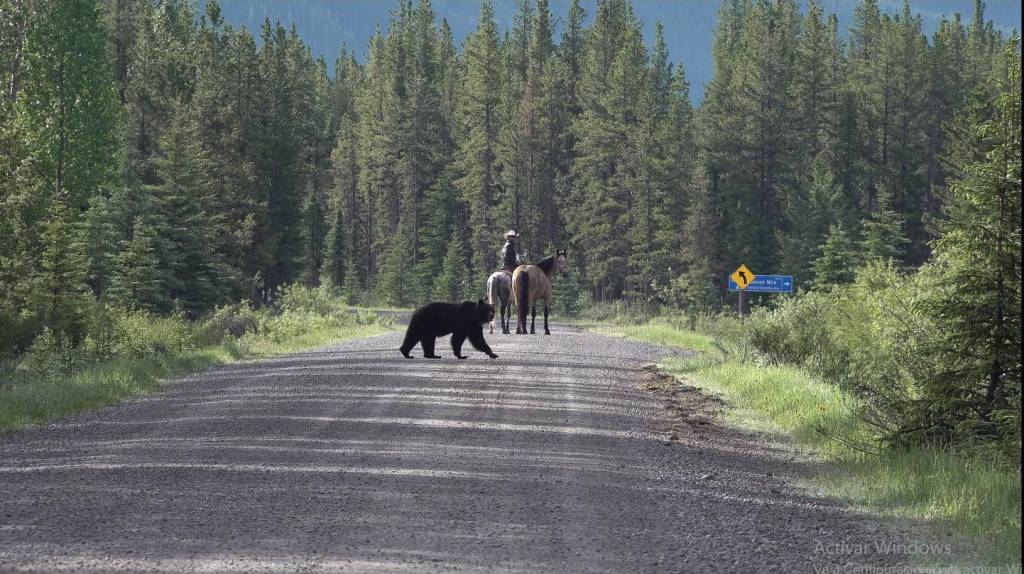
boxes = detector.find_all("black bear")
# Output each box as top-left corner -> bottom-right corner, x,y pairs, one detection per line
400,300 -> 499,360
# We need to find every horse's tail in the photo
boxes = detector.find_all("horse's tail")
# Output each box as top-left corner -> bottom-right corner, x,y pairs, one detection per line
486,275 -> 494,305
516,270 -> 529,332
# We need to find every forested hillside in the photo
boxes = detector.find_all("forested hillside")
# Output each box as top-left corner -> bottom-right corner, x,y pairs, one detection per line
203,0 -> 1023,104
0,0 -> 1020,448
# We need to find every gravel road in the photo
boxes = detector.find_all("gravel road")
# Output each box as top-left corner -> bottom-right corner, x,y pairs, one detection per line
0,326 -> 902,573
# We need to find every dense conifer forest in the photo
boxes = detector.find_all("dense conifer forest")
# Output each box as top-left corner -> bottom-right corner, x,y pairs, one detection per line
0,0 -> 1020,450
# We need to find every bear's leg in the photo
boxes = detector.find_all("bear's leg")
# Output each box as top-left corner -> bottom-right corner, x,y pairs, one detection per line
422,337 -> 440,359
400,328 -> 418,358
468,327 -> 497,359
530,305 -> 536,334
451,333 -> 467,359
544,301 -> 550,335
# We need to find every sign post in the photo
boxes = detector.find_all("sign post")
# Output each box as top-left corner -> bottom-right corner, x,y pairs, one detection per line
728,265 -> 793,316
729,264 -> 756,316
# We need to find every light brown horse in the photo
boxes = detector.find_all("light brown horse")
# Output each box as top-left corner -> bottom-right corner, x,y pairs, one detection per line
511,250 -> 567,335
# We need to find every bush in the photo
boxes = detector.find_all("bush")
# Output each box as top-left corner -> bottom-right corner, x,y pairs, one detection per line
736,262 -> 1017,452
746,291 -> 844,374
275,284 -> 346,317
18,328 -> 80,377
192,303 -> 261,346
108,308 -> 194,358
0,307 -> 40,357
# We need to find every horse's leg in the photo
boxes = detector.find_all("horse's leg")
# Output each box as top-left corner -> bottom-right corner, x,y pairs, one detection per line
544,299 -> 550,335
487,279 -> 495,334
501,296 -> 509,334
506,298 -> 513,334
530,305 -> 536,334
515,273 -> 529,335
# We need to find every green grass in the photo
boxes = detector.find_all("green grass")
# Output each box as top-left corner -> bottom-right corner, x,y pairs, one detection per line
0,322 -> 388,433
599,321 -> 1022,568
596,320 -> 718,354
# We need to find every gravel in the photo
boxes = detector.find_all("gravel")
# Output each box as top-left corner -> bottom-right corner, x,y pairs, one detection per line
0,326 -> 903,573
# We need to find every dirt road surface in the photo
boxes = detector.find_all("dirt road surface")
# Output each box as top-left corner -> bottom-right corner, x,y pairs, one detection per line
0,327 -> 900,573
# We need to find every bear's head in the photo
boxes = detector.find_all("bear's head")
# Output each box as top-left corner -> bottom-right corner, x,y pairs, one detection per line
476,299 -> 495,324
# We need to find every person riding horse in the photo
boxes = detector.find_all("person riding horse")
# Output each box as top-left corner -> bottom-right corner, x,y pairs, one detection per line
487,230 -> 524,334
500,230 -> 524,274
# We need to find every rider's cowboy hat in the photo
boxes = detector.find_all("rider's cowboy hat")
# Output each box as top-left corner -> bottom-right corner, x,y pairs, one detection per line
504,230 -> 519,238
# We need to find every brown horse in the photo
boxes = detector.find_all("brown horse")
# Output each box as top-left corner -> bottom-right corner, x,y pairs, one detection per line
511,250 -> 567,335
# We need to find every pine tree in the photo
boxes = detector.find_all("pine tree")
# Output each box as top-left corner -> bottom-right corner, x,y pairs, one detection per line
457,1 -> 503,276
33,201 -> 92,342
550,262 -> 584,319
678,175 -> 720,313
299,56 -> 334,288
147,105 -> 221,315
190,8 -> 259,301
433,228 -> 469,302
357,26 -> 400,282
107,217 -> 166,312
570,1 -> 642,301
778,157 -> 844,286
342,254 -> 362,305
375,219 -> 414,307
323,203 -> 346,289
250,21 -> 306,300
922,41 -> 1021,438
559,0 -> 586,118
861,187 -> 910,264
812,224 -> 861,290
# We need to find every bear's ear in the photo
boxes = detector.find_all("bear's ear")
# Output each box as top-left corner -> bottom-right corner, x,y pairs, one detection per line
478,298 -> 485,306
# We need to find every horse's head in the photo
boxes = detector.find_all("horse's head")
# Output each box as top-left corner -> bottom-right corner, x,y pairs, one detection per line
554,249 -> 568,273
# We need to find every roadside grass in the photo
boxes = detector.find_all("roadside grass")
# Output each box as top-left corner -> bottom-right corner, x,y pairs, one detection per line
0,315 -> 389,434
597,321 -> 1022,567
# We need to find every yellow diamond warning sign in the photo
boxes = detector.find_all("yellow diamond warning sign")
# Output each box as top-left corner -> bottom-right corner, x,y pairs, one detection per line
730,264 -> 756,290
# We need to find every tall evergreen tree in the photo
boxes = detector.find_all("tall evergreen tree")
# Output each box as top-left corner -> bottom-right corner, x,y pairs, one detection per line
570,0 -> 641,301
457,0 -> 503,276
812,224 -> 861,290
922,40 -> 1021,438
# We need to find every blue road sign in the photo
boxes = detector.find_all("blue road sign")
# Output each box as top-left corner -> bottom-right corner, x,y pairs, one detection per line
728,274 -> 794,293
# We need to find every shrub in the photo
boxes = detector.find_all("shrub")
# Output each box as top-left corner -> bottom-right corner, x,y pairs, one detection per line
736,262 -> 1017,452
108,308 -> 194,358
275,284 -> 345,317
18,328 -> 80,377
192,303 -> 261,346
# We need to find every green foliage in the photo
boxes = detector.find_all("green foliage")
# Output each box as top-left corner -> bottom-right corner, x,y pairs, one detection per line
0,0 -> 1018,468
550,263 -> 586,318
861,192 -> 910,265
778,158 -> 843,285
375,224 -> 415,307
920,41 -> 1021,445
812,224 -> 861,289
15,0 -> 121,211
107,218 -> 167,312
33,202 -> 92,343
1,285 -> 390,433
457,0 -> 503,275
433,229 -> 469,302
